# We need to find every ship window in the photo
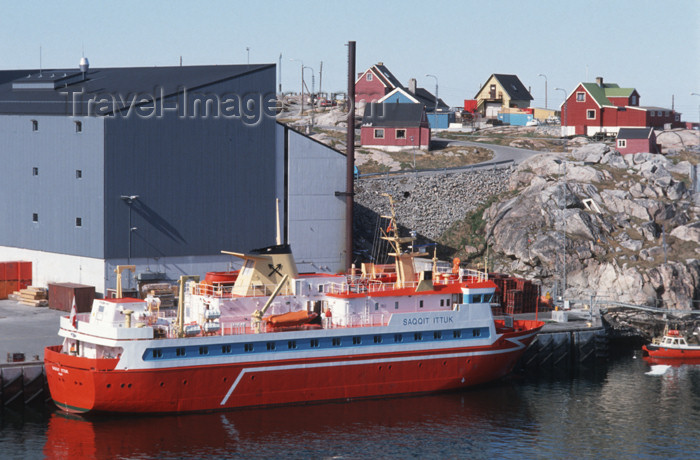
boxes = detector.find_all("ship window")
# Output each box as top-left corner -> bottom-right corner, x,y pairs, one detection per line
310,339 -> 319,348
419,300 -> 424,308
318,285 -> 324,293
473,329 -> 481,337
473,294 -> 482,303
434,331 -> 442,340
266,342 -> 276,351
352,336 -> 361,345
176,347 -> 186,356
440,299 -> 444,306
373,335 -> 382,344
375,302 -> 379,311
199,346 -> 209,355
76,217 -> 82,227
244,344 -> 253,352
414,332 -> 422,341
332,338 -> 341,346
76,170 -> 82,179
395,301 -> 399,310
32,213 -> 38,223
33,167 -> 38,176
222,345 -> 231,354
394,334 -> 403,343
288,340 -> 297,349
75,121 -> 82,133
152,349 -> 162,358
446,299 -> 451,306
453,330 -> 462,338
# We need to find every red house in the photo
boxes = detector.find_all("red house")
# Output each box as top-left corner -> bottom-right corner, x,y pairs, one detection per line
360,103 -> 430,150
355,63 -> 403,104
560,77 -> 682,137
616,128 -> 658,155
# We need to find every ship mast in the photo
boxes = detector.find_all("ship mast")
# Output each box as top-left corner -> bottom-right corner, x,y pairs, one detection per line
380,194 -> 427,288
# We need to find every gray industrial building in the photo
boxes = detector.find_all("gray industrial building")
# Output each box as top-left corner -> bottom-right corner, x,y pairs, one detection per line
0,61 -> 347,294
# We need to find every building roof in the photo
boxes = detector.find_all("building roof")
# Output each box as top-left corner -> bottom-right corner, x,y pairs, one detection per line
361,102 -> 426,127
411,87 -> 449,111
617,127 -> 654,139
373,64 -> 403,89
0,64 -> 274,115
476,74 -> 533,101
580,82 -> 636,107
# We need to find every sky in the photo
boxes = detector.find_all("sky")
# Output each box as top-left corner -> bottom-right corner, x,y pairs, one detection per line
2,0 -> 699,120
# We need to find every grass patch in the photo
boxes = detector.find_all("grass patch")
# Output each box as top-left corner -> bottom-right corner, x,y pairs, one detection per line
437,195 -> 501,262
388,146 -> 493,171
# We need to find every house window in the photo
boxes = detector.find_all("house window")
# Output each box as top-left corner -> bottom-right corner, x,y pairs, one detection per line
366,73 -> 373,81
76,170 -> 82,179
395,129 -> 407,139
630,95 -> 637,105
75,121 -> 82,133
675,114 -> 680,121
31,120 -> 38,131
586,109 -> 596,120
32,167 -> 38,176
617,139 -> 627,148
576,92 -> 585,102
76,217 -> 82,227
32,213 -> 38,223
374,128 -> 384,139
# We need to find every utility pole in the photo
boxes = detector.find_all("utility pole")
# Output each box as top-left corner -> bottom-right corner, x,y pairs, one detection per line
278,53 -> 282,93
319,61 -> 323,100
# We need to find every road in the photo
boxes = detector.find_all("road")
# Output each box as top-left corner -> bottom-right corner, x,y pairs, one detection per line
434,136 -> 542,165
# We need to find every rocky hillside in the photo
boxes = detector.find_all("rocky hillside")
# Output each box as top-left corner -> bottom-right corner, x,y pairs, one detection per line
486,144 -> 699,308
354,143 -> 700,311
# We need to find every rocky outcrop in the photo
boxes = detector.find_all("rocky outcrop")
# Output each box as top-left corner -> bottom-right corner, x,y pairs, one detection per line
484,145 -> 700,309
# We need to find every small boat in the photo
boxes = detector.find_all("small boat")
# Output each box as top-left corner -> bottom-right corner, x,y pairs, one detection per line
642,328 -> 700,362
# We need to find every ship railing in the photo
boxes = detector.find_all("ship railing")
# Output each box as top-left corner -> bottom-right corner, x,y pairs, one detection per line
220,322 -> 249,335
346,313 -> 388,328
193,282 -> 293,298
459,268 -> 489,283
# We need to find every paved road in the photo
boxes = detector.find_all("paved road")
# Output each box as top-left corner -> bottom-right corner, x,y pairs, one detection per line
434,136 -> 541,165
0,299 -> 63,362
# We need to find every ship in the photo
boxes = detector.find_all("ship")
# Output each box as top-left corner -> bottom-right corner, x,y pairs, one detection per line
45,197 -> 544,414
642,327 -> 700,364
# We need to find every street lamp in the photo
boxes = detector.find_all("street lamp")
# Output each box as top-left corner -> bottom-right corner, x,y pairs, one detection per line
304,65 -> 315,128
120,195 -> 139,265
425,73 -> 438,113
538,73 -> 548,109
555,87 -> 567,135
692,92 -> 700,125
246,47 -> 250,65
290,58 -> 304,115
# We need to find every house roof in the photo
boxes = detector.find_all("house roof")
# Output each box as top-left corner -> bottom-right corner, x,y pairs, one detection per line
0,64 -> 274,115
374,64 -> 403,89
580,82 -> 636,107
412,87 -> 449,111
475,74 -> 533,101
361,102 -> 426,127
617,127 -> 654,139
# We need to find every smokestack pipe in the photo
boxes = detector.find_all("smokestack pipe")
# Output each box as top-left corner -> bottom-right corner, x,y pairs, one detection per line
346,41 -> 356,272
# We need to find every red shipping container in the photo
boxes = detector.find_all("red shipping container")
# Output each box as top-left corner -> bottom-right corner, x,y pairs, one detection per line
0,280 -> 7,299
0,262 -> 6,281
19,261 -> 32,281
5,262 -> 18,281
48,283 -> 96,313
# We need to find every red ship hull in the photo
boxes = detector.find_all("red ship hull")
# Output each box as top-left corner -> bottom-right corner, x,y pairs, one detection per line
45,323 -> 541,414
642,344 -> 700,361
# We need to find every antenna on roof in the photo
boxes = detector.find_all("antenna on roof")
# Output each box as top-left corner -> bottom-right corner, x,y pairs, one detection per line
39,45 -> 42,76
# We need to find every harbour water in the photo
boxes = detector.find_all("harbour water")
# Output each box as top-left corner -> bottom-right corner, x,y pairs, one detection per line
1,353 -> 699,459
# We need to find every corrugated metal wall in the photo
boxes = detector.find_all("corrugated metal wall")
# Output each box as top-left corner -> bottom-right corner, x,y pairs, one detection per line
103,68 -> 278,259
0,115 -> 105,257
285,127 -> 347,273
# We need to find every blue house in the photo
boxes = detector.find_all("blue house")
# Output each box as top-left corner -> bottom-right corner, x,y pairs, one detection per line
378,78 -> 454,130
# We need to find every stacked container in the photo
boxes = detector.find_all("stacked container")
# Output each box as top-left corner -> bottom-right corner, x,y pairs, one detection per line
0,261 -> 32,299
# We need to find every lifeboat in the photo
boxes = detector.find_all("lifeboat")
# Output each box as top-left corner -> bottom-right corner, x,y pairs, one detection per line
265,310 -> 318,328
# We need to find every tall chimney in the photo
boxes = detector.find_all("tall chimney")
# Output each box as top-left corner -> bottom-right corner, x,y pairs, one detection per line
345,41 -> 356,272
596,76 -> 603,87
408,78 -> 417,94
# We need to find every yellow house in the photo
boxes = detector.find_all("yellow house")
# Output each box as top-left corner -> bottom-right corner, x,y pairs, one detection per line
475,74 -> 533,118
